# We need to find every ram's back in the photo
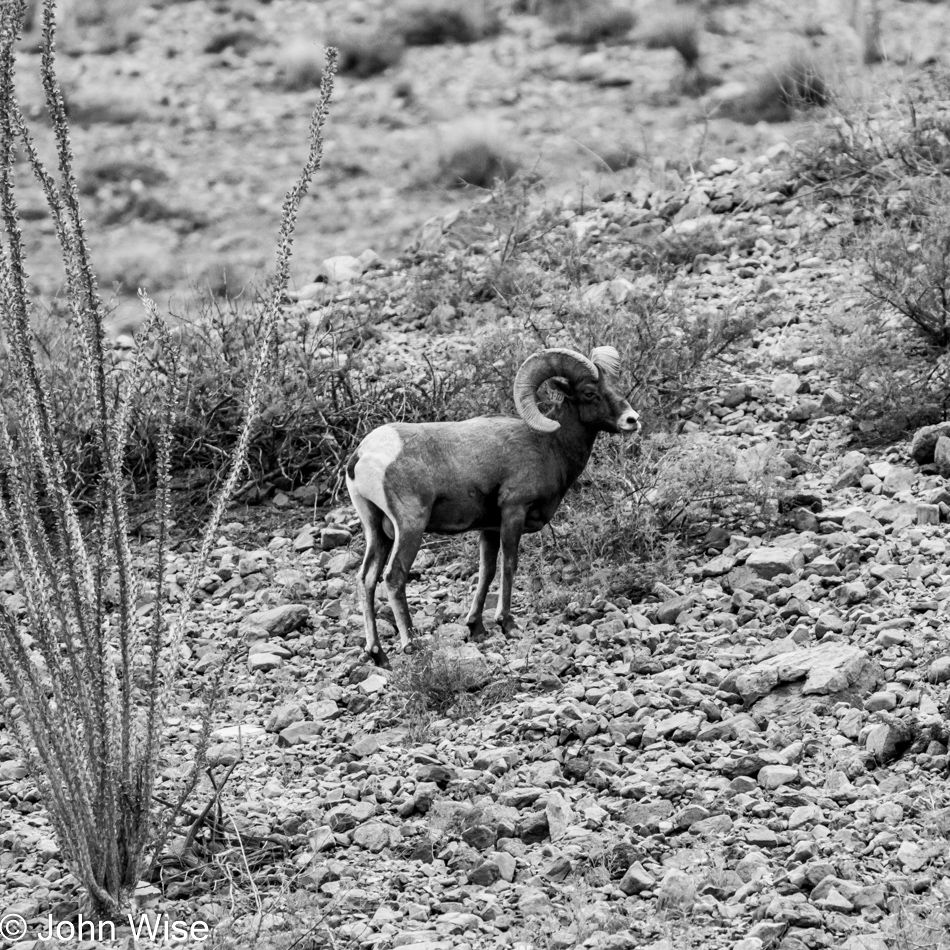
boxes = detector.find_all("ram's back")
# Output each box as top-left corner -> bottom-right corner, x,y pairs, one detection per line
347,417 -> 558,535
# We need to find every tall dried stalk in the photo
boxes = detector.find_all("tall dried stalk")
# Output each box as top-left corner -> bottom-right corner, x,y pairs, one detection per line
0,0 -> 336,917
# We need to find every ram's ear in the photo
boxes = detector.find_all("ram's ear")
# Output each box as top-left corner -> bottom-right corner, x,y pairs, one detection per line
590,346 -> 621,378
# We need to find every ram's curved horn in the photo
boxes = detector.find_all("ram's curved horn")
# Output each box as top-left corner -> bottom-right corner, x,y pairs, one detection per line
513,348 -> 598,433
590,346 -> 621,378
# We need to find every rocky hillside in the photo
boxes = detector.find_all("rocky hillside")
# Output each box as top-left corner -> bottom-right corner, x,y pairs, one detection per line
4,2 -> 950,950
4,120 -> 950,950
10,0 -> 950,333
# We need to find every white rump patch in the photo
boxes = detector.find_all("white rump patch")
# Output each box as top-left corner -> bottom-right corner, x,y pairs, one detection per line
350,426 -> 403,515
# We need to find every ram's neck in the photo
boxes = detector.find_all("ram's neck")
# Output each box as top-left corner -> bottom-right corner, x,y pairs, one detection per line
551,405 -> 597,483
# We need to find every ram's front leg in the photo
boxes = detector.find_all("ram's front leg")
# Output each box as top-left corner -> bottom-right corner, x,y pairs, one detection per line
465,530 -> 500,642
495,509 -> 526,636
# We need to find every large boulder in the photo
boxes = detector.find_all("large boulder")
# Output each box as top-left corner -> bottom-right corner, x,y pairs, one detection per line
910,422 -> 950,464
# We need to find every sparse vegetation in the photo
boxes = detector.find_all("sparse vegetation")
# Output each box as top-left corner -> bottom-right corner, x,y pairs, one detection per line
388,637 -> 516,741
391,0 -> 502,46
823,307 -> 949,445
547,0 -> 636,45
597,142 -> 639,171
276,40 -> 326,91
0,0 -> 339,917
64,83 -> 151,125
203,27 -> 264,56
724,53 -> 830,124
78,156 -> 169,194
434,120 -> 520,188
329,25 -> 405,78
861,191 -> 950,347
642,9 -> 701,69
792,71 -> 950,224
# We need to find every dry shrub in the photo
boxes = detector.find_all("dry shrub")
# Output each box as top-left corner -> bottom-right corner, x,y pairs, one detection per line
191,258 -> 254,300
435,120 -> 520,188
548,0 -> 636,45
597,142 -> 639,171
388,637 -> 515,743
78,155 -> 169,194
391,0 -> 502,46
26,0 -> 143,52
724,53 -> 829,124
527,432 -> 785,602
94,234 -> 178,295
64,83 -> 152,125
823,308 -> 950,445
276,41 -> 326,91
861,189 -> 950,347
641,10 -> 701,69
655,221 -> 730,267
203,27 -> 265,56
329,26 -> 405,78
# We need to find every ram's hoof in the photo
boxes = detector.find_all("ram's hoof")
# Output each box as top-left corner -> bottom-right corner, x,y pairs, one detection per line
467,620 -> 489,643
362,647 -> 391,669
498,617 -> 520,639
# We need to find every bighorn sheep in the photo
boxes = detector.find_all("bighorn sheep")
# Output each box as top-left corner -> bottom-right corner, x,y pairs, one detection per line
346,347 -> 640,666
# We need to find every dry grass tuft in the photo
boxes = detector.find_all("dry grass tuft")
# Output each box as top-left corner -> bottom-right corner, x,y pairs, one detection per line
329,26 -> 405,78
391,0 -> 502,46
642,10 -> 701,69
549,0 -> 636,45
434,120 -> 520,188
723,53 -> 830,124
276,40 -> 326,91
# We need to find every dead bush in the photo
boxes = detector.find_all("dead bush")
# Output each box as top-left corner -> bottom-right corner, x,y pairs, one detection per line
388,636 -> 515,741
203,27 -> 265,56
78,156 -> 168,194
724,53 -> 830,124
791,71 -> 950,220
861,195 -> 950,347
276,41 -> 326,91
641,10 -> 701,69
391,0 -> 502,46
329,26 -> 405,78
823,308 -> 950,445
549,0 -> 636,45
434,121 -> 520,188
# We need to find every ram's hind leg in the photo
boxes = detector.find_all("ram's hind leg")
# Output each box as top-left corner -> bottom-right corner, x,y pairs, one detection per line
351,495 -> 394,666
466,530 -> 500,642
383,511 -> 426,654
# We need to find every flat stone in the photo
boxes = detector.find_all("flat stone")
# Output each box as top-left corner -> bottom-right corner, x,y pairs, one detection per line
619,861 -> 655,895
352,821 -> 396,853
744,546 -> 805,580
248,652 -> 283,672
877,463 -> 915,496
320,527 -> 352,550
327,800 -> 376,832
656,593 -> 697,624
758,764 -> 799,789
278,722 -> 324,746
734,643 -> 881,704
212,723 -> 265,741
240,604 -> 310,640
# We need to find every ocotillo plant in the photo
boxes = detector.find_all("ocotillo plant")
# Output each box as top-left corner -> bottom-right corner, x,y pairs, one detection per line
0,0 -> 337,917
